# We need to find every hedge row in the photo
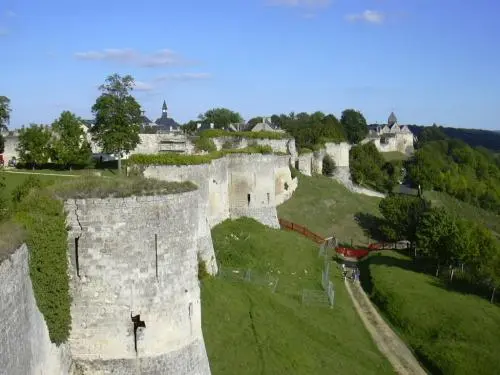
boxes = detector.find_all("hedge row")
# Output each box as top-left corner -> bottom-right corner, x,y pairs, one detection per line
16,190 -> 71,345
199,129 -> 290,140
129,145 -> 274,166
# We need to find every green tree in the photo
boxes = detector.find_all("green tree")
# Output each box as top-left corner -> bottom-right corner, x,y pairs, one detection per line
379,195 -> 429,250
340,109 -> 368,144
198,108 -> 243,129
181,120 -> 199,135
91,74 -> 142,172
416,124 -> 447,148
17,124 -> 52,169
0,172 -> 7,220
417,207 -> 458,276
247,116 -> 263,128
0,96 -> 11,131
0,133 -> 4,154
51,111 -> 92,169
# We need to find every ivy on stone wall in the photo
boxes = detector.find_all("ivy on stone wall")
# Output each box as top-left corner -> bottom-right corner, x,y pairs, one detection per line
16,190 -> 71,345
129,145 -> 275,166
194,136 -> 217,153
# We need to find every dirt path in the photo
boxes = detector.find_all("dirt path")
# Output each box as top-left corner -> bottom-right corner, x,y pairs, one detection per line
345,278 -> 427,375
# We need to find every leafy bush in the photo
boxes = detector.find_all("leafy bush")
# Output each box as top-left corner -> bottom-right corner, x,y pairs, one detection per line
299,148 -> 313,155
221,140 -> 235,150
322,154 -> 336,176
194,136 -> 217,153
15,191 -> 71,345
198,257 -> 210,280
0,220 -> 25,263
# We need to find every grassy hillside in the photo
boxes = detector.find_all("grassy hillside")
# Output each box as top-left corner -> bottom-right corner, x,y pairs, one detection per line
277,174 -> 382,245
361,251 -> 500,375
201,218 -> 394,375
424,189 -> 500,237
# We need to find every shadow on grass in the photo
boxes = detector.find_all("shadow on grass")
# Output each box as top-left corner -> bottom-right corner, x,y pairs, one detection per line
428,276 -> 499,306
354,212 -> 386,242
357,252 -> 418,295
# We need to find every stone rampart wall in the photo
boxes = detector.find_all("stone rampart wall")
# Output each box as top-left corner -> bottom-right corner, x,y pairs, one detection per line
1,134 -> 19,163
0,244 -> 72,375
64,192 -> 212,374
141,153 -> 297,230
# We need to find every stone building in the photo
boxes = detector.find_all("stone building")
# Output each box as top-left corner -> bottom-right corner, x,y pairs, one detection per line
365,112 -> 416,154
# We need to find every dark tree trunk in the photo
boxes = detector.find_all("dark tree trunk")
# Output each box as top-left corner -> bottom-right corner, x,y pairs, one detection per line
491,287 -> 496,304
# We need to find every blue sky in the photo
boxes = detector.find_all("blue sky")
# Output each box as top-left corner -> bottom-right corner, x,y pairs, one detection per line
1,0 -> 499,129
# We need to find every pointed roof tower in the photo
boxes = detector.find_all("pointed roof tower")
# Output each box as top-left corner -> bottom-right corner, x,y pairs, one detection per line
388,111 -> 397,126
162,100 -> 168,113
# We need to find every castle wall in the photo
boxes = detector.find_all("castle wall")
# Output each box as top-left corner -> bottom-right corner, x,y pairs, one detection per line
227,154 -> 280,228
141,154 -> 296,231
312,149 -> 325,175
64,192 -> 212,375
211,136 -> 295,156
0,244 -> 72,375
296,153 -> 312,176
1,133 -> 19,163
324,142 -> 351,167
363,134 -> 415,155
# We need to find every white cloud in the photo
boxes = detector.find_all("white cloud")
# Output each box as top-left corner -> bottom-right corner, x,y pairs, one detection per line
134,81 -> 155,92
74,48 -> 187,67
266,0 -> 332,9
154,73 -> 212,82
345,10 -> 385,24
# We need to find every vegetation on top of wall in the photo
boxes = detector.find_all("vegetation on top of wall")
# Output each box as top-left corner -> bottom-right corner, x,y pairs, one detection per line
51,176 -> 197,199
129,145 -> 275,166
194,135 -> 217,153
199,128 -> 290,140
298,147 -> 313,155
14,178 -> 71,345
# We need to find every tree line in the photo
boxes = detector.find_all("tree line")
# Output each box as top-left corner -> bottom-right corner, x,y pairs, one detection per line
378,194 -> 500,303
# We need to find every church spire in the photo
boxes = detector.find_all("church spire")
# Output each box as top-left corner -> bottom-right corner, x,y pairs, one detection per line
162,100 -> 167,114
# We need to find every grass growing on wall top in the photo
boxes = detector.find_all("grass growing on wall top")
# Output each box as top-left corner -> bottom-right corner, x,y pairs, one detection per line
360,251 -> 500,375
51,176 -> 197,199
199,129 -> 290,140
201,218 -> 394,375
129,145 -> 275,166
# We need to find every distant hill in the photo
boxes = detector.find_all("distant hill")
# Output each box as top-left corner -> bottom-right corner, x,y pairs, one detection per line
407,125 -> 500,151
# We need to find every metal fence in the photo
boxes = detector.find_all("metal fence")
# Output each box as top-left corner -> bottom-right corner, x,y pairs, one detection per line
217,267 -> 279,293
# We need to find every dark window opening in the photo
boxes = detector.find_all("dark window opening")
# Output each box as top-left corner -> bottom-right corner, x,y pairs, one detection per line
267,193 -> 270,204
74,237 -> 80,278
155,234 -> 158,280
284,182 -> 289,191
247,193 -> 251,206
131,314 -> 146,354
295,160 -> 299,169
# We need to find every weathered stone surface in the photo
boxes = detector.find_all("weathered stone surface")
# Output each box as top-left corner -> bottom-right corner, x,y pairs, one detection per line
0,244 -> 72,375
64,191 -> 212,375
143,153 -> 298,231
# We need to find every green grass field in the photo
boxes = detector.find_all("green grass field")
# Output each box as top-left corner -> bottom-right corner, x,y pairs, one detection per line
201,218 -> 394,375
361,251 -> 500,375
381,152 -> 409,162
277,174 -> 382,246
